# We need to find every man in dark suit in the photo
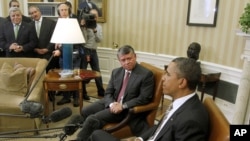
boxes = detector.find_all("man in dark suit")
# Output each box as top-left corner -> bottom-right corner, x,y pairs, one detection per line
78,0 -> 102,17
0,17 -> 7,57
28,5 -> 59,72
90,57 -> 210,141
6,0 -> 32,23
74,45 -> 155,141
53,2 -> 84,107
0,7 -> 37,57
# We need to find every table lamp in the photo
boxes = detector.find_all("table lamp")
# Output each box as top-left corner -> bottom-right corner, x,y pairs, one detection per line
50,18 -> 85,77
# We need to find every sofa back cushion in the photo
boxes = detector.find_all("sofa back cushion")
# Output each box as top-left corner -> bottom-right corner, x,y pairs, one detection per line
14,62 -> 36,92
0,62 -> 35,97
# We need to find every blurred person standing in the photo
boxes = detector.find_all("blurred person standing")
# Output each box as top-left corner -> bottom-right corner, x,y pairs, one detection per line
29,5 -> 59,72
0,17 -> 7,57
6,0 -> 32,23
0,7 -> 37,57
0,17 -> 6,25
53,2 -> 83,107
78,0 -> 102,17
79,8 -> 105,99
65,1 -> 78,18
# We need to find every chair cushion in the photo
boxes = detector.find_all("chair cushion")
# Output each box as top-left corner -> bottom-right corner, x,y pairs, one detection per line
0,62 -> 35,97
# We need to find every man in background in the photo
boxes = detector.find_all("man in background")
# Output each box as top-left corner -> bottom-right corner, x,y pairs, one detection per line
0,7 -> 37,57
53,2 -> 82,107
78,0 -> 102,17
29,5 -> 59,72
6,0 -> 32,23
0,17 -> 6,25
65,1 -> 78,18
79,8 -> 105,99
0,17 -> 7,57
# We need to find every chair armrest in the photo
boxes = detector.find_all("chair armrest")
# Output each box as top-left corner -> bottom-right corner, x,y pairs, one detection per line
132,103 -> 158,114
104,109 -> 133,133
104,103 -> 158,133
26,81 -> 44,102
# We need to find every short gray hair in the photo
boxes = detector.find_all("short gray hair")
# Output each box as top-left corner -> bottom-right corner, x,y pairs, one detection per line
117,45 -> 135,57
9,7 -> 22,15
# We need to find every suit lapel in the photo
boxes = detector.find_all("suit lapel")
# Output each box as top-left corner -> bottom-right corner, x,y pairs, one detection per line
16,23 -> 24,40
8,23 -> 16,40
122,68 -> 138,100
115,70 -> 125,98
39,19 -> 45,37
154,95 -> 199,140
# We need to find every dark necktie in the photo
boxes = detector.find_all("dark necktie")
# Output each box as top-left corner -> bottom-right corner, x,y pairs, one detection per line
148,103 -> 173,140
117,71 -> 130,103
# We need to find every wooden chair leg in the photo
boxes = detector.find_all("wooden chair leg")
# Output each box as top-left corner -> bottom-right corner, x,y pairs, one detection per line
161,94 -> 164,110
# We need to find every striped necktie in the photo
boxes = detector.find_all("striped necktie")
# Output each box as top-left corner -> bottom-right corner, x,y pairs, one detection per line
148,103 -> 173,140
117,71 -> 130,103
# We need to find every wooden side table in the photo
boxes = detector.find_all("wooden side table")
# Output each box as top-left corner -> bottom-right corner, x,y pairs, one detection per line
200,71 -> 221,101
43,69 -> 100,117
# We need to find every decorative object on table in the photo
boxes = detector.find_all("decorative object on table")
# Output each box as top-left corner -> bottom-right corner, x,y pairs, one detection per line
239,3 -> 250,33
50,18 -> 85,78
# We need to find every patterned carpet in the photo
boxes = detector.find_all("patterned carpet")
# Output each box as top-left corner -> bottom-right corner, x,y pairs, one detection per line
0,82 -> 171,141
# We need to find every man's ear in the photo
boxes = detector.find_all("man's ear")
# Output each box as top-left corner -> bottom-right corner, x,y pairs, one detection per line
134,53 -> 137,59
178,78 -> 187,89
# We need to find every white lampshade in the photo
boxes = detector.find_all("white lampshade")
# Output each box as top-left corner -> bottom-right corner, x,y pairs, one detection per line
50,18 -> 85,44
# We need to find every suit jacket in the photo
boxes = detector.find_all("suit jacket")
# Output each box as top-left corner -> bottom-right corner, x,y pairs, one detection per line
0,21 -> 38,57
141,94 -> 210,141
104,63 -> 155,135
32,17 -> 56,60
0,17 -> 7,56
0,17 -> 6,25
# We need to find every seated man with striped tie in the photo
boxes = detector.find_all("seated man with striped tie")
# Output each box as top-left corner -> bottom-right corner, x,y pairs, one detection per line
90,57 -> 210,141
74,45 -> 155,141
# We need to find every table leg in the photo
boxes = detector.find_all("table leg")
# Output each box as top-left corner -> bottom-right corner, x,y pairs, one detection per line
212,81 -> 219,101
79,82 -> 83,113
48,91 -> 55,111
44,90 -> 49,117
161,94 -> 164,111
44,88 -> 49,128
201,81 -> 206,101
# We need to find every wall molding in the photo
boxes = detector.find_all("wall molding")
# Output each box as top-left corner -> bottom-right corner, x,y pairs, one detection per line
97,47 -> 242,85
96,47 -> 239,123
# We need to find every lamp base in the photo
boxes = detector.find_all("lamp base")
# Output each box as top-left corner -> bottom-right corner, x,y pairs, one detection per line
59,69 -> 73,78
